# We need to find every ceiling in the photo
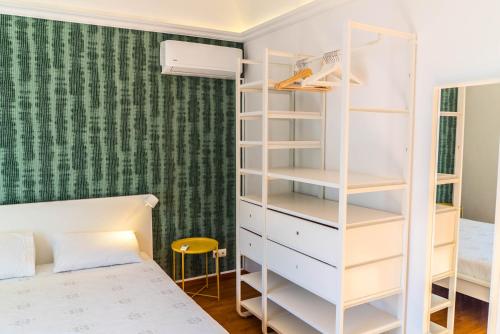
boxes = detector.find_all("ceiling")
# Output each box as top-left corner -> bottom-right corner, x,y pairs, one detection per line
1,0 -> 316,33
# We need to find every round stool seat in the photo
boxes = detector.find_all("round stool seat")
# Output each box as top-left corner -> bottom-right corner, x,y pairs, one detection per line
171,237 -> 218,254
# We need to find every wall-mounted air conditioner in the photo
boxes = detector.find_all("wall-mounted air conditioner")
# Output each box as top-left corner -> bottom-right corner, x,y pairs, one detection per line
160,40 -> 242,79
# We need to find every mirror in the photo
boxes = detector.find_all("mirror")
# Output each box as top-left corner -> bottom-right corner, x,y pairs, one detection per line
429,82 -> 500,333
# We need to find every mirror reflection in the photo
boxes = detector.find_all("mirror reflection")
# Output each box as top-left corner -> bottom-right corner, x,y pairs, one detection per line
430,84 -> 500,333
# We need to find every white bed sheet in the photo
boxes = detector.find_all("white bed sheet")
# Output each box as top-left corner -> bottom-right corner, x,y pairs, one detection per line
0,258 -> 228,334
458,218 -> 494,285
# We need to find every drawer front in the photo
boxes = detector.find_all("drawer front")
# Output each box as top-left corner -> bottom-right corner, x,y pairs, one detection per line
434,210 -> 458,246
432,244 -> 454,278
344,256 -> 402,304
345,220 -> 404,267
267,240 -> 338,304
267,210 -> 339,266
239,228 -> 263,264
239,200 -> 263,235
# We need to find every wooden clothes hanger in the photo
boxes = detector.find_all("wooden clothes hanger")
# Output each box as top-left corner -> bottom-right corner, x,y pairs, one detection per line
274,68 -> 330,92
301,55 -> 361,87
274,50 -> 362,92
274,68 -> 313,90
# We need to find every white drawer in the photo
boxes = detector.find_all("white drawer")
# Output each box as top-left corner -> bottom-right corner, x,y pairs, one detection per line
239,200 -> 263,235
345,220 -> 404,267
434,210 -> 458,246
239,228 -> 263,264
344,256 -> 402,304
266,210 -> 339,266
267,240 -> 338,304
432,244 -> 454,278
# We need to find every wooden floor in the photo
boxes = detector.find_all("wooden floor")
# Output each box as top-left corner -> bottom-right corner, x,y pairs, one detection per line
431,286 -> 489,334
184,273 -> 489,334
184,272 -> 262,334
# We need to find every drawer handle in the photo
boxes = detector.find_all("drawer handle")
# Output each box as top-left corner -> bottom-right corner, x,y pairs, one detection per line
296,231 -> 299,236
249,213 -> 252,218
249,243 -> 252,247
295,265 -> 299,270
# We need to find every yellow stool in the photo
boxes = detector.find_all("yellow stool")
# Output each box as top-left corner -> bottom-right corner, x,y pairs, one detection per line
171,237 -> 220,300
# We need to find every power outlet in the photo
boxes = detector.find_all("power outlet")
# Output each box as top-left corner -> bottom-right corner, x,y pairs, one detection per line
213,248 -> 227,258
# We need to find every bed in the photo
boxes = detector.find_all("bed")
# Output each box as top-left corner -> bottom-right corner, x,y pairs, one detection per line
456,218 -> 494,302
0,195 -> 227,334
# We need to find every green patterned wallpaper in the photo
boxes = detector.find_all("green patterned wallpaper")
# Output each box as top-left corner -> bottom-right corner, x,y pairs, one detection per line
0,14 -> 241,278
436,88 -> 458,203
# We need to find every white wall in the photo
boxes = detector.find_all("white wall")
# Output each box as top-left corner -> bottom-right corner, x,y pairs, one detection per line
462,84 -> 500,224
244,0 -> 500,332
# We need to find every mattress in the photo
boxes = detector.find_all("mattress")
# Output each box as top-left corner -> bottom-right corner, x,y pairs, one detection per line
458,218 -> 494,286
0,258 -> 228,334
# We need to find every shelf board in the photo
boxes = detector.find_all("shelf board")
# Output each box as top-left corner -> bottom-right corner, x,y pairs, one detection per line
240,80 -> 283,92
240,296 -> 320,334
241,80 -> 331,93
345,304 -> 401,334
239,111 -> 263,120
430,294 -> 451,314
240,194 -> 262,206
269,311 -> 321,334
268,279 -> 335,332
440,112 -> 462,117
240,296 -> 283,321
429,321 -> 448,334
432,271 -> 454,283
240,141 -> 262,148
240,168 -> 262,176
241,58 -> 261,65
435,203 -> 459,214
437,173 -> 460,185
350,107 -> 408,114
268,168 -> 406,194
241,271 -> 288,293
240,111 -> 322,120
268,141 -> 321,150
268,278 -> 401,334
267,192 -> 403,228
269,111 -> 322,120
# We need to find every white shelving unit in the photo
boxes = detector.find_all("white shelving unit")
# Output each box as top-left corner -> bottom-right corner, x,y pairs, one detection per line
236,20 -> 417,333
427,87 -> 466,333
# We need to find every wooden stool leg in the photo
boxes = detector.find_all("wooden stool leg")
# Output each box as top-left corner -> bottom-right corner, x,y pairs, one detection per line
216,249 -> 220,300
181,252 -> 185,291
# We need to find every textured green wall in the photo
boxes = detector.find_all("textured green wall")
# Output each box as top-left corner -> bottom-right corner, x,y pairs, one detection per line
0,14 -> 240,277
436,88 -> 458,203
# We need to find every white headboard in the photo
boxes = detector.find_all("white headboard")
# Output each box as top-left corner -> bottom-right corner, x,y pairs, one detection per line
0,194 -> 157,265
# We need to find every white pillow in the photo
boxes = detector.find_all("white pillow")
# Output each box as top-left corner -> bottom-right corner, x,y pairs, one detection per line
52,231 -> 142,273
0,232 -> 35,280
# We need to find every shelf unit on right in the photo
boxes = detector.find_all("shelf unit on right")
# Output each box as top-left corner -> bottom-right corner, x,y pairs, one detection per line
236,20 -> 417,334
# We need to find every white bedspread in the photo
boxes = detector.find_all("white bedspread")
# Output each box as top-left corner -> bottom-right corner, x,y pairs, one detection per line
0,258 -> 227,334
458,218 -> 494,285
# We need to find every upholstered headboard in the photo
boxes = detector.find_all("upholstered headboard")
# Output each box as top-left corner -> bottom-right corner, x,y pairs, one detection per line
0,195 -> 157,265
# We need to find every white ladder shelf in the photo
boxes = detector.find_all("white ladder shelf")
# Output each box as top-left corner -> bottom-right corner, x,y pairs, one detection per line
236,20 -> 417,334
427,87 -> 466,332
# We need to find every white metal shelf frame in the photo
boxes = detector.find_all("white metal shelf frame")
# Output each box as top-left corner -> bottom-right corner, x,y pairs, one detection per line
236,50 -> 327,332
336,20 -> 416,334
427,87 -> 466,333
236,20 -> 417,334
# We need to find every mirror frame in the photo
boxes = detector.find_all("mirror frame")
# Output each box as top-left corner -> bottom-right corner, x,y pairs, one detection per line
427,78 -> 500,333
